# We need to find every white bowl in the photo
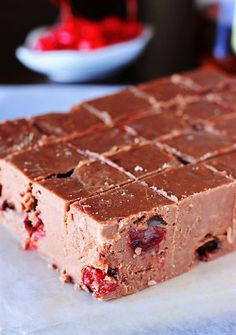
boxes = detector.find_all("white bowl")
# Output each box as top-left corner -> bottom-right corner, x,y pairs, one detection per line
16,26 -> 153,83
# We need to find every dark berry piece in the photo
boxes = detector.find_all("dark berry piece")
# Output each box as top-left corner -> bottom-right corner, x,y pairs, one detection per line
196,237 -> 220,261
128,216 -> 167,253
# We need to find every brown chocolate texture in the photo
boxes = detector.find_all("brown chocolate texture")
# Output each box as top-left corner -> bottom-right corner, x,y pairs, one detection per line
1,69 -> 236,301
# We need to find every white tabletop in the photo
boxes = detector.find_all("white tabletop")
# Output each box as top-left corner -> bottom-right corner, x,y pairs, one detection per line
0,85 -> 236,335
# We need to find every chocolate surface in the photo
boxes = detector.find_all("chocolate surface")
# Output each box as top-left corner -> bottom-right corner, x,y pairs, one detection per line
144,164 -> 231,201
107,143 -> 178,178
68,127 -> 138,155
207,151 -> 236,179
160,131 -> 235,162
85,88 -> 154,123
138,78 -> 196,103
33,106 -> 103,137
126,111 -> 186,140
0,119 -> 45,158
78,182 -> 172,223
7,142 -> 83,180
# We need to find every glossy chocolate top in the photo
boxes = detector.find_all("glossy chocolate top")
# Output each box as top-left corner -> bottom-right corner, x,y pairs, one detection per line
85,88 -> 153,123
78,182 -> 172,223
68,127 -> 138,155
33,106 -> 103,137
160,131 -> 235,163
107,143 -> 178,178
8,142 -> 83,180
0,119 -> 45,158
144,164 -> 232,201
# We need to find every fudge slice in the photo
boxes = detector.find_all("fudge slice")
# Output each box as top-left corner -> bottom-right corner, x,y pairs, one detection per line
84,88 -> 154,125
0,141 -> 83,242
171,68 -> 231,93
67,182 -> 177,299
136,77 -> 197,105
207,151 -> 236,179
124,111 -> 187,140
208,113 -> 236,141
32,105 -> 103,137
0,119 -> 46,158
68,126 -> 139,156
144,164 -> 236,272
179,99 -> 235,127
105,142 -> 179,178
159,130 -> 235,163
31,159 -> 132,265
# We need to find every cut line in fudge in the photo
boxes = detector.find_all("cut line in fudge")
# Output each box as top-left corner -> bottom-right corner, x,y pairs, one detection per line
159,130 -> 236,164
206,113 -> 236,142
83,87 -> 157,125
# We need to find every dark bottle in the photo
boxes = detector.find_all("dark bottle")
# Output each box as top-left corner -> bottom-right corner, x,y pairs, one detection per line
195,0 -> 236,73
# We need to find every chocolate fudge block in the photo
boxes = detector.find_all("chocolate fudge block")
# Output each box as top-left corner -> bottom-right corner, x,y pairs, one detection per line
180,99 -> 234,121
207,151 -> 236,179
0,119 -> 45,158
208,113 -> 236,141
160,131 -> 235,163
125,111 -> 186,140
2,68 -> 236,301
32,105 -> 103,137
106,142 -> 179,178
84,88 -> 154,124
144,164 -> 236,271
136,77 -> 197,104
68,127 -> 139,155
68,182 -> 177,299
172,68 -> 230,93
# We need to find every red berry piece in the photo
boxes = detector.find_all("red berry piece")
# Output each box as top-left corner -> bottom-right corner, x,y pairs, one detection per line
81,266 -> 118,298
128,216 -> 167,253
24,215 -> 45,250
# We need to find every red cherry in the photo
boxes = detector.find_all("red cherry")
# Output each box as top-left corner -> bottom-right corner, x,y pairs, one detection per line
33,33 -> 58,51
82,266 -> 118,298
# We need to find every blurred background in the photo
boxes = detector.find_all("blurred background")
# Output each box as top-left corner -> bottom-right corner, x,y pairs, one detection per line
0,0 -> 236,85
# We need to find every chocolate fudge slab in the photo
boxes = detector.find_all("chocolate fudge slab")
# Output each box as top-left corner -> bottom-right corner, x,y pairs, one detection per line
2,68 -> 236,301
0,141 -> 83,218
106,142 -> 179,178
208,113 -> 236,141
180,99 -> 234,122
136,78 -> 197,104
172,69 -> 231,93
125,111 -> 187,140
68,182 -> 177,299
0,119 -> 46,158
160,131 -> 236,163
144,164 -> 236,272
68,127 -> 139,155
84,88 -> 154,124
32,105 -> 103,137
207,151 -> 236,179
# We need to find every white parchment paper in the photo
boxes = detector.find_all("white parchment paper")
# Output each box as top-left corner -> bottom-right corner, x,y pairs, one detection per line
0,85 -> 236,334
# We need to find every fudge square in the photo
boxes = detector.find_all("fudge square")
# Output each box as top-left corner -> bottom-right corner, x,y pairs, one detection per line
2,68 -> 236,301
